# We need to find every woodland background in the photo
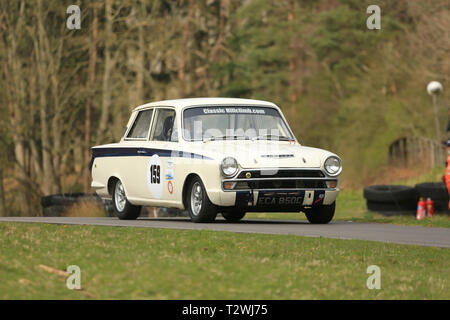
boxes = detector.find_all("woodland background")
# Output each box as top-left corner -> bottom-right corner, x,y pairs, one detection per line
0,0 -> 448,215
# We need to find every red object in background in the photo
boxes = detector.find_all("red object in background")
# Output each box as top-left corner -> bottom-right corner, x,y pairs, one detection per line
426,198 -> 434,218
416,198 -> 426,220
446,155 -> 450,214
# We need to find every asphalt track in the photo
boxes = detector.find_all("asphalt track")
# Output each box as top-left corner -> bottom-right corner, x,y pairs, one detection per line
1,216 -> 449,248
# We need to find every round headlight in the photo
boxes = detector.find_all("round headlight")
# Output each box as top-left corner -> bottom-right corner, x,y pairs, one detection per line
221,157 -> 238,177
324,156 -> 342,176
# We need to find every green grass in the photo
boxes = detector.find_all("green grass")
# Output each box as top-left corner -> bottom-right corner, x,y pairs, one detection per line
247,189 -> 450,228
0,222 -> 448,299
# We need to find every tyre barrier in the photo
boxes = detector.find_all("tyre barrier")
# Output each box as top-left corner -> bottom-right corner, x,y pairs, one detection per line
40,193 -> 109,217
365,200 -> 416,215
103,200 -> 115,217
41,194 -> 189,217
363,183 -> 449,215
148,207 -> 189,217
363,185 -> 418,215
414,182 -> 449,212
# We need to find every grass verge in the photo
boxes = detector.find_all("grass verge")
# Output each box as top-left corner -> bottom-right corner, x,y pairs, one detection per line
0,222 -> 448,299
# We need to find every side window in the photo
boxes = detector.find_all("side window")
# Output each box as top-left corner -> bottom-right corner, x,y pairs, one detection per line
126,109 -> 153,139
151,109 -> 177,142
170,115 -> 179,142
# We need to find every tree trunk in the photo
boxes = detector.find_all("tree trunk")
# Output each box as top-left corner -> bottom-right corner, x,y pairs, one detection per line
50,41 -> 63,193
2,1 -> 33,215
136,12 -> 145,105
210,0 -> 228,62
35,0 -> 58,195
178,0 -> 193,98
0,167 -> 5,217
97,0 -> 114,144
83,5 -> 98,192
288,0 -> 297,114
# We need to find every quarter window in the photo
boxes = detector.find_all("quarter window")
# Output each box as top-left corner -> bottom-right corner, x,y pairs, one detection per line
126,109 -> 153,139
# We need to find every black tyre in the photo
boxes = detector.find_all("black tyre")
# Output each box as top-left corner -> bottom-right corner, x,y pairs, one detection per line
112,180 -> 141,220
363,185 -> 417,203
103,200 -> 115,217
431,200 -> 449,213
42,205 -> 67,217
415,182 -> 449,200
222,210 -> 246,222
40,195 -> 56,208
304,202 -> 335,224
414,183 -> 449,213
366,200 -> 416,215
166,208 -> 189,217
186,176 -> 217,223
40,193 -> 103,208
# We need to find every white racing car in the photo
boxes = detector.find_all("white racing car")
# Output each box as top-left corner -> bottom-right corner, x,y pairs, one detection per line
90,98 -> 342,223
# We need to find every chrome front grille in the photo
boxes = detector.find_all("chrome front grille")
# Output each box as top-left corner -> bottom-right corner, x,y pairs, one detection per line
223,168 -> 336,191
236,169 -> 325,179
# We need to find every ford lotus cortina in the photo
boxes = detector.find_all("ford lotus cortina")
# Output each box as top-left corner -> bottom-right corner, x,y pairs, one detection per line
90,98 -> 342,223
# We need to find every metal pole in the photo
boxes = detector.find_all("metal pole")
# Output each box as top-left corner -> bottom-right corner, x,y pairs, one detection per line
432,94 -> 441,143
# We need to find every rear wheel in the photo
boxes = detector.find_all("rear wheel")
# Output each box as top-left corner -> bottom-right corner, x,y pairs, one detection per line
222,210 -> 246,222
304,202 -> 335,224
187,177 -> 217,223
112,180 -> 141,220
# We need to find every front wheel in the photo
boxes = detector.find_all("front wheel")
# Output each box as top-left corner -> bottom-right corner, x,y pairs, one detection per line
112,179 -> 141,220
187,177 -> 217,223
304,202 -> 335,224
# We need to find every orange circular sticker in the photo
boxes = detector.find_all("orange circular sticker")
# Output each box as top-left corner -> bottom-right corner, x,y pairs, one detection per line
168,181 -> 173,194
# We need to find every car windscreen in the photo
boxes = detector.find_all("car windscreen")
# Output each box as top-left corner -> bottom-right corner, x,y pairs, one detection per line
182,106 -> 294,141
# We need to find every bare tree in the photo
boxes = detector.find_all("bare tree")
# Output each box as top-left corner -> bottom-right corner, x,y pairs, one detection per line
97,0 -> 117,144
288,0 -> 300,119
0,167 -> 5,216
1,1 -> 33,214
83,4 -> 99,192
178,0 -> 194,98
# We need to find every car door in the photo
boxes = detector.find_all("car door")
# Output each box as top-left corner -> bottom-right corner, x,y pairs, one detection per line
120,108 -> 155,201
145,107 -> 178,204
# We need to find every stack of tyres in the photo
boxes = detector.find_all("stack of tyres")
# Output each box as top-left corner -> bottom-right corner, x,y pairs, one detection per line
414,183 -> 449,213
96,201 -> 189,218
40,193 -> 106,217
363,185 -> 418,216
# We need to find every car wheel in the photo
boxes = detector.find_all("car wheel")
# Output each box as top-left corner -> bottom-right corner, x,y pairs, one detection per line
112,179 -> 141,220
222,210 -> 246,222
187,176 -> 217,223
304,202 -> 335,224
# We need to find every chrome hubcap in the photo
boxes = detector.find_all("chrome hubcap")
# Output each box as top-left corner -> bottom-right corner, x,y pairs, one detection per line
115,181 -> 126,212
190,182 -> 203,216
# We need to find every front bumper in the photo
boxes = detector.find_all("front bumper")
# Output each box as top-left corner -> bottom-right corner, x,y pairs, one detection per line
206,167 -> 340,210
211,188 -> 339,210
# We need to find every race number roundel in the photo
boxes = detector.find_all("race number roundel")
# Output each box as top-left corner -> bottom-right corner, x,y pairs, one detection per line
147,154 -> 163,199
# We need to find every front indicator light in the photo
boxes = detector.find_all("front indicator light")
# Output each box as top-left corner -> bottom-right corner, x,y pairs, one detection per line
326,181 -> 337,188
223,182 -> 236,190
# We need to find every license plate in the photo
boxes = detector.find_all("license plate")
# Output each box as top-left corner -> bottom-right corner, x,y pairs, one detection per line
257,191 -> 304,206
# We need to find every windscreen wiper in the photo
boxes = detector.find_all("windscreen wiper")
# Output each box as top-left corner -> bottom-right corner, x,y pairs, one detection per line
203,135 -> 249,142
252,134 -> 292,141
